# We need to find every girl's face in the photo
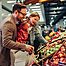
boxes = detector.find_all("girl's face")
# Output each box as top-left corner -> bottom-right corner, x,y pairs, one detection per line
30,16 -> 39,26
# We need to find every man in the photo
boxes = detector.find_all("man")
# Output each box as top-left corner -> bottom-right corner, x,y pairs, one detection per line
0,3 -> 34,66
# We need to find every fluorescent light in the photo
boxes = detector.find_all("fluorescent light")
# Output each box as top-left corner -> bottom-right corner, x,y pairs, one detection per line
7,1 -> 20,3
30,6 -> 40,8
57,6 -> 59,9
29,3 -> 32,6
51,17 -> 53,19
7,1 -> 16,3
63,16 -> 66,18
32,9 -> 41,11
2,13 -> 4,16
57,11 -> 61,13
36,3 -> 40,5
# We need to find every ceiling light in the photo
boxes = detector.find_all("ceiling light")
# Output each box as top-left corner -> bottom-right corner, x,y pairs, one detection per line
56,24 -> 58,26
59,7 -> 64,9
32,9 -> 41,11
30,6 -> 40,8
7,1 -> 20,3
51,17 -> 53,19
57,6 -> 59,9
57,11 -> 61,13
60,0 -> 65,1
63,16 -> 66,18
7,1 -> 16,3
36,3 -> 40,5
29,3 -> 32,6
2,13 -> 4,16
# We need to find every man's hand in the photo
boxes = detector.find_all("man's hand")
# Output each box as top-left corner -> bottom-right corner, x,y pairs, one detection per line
26,45 -> 34,53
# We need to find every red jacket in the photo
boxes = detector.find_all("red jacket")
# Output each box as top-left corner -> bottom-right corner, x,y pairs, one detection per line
16,23 -> 29,44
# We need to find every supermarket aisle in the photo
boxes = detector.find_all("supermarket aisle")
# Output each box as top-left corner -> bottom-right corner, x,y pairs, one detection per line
14,51 -> 29,66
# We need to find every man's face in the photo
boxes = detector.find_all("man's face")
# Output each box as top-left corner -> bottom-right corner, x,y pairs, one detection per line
30,16 -> 39,26
16,8 -> 27,22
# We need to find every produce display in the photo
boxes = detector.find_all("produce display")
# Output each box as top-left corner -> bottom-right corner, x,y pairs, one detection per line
44,43 -> 62,58
29,30 -> 66,66
35,40 -> 64,64
49,43 -> 66,66
35,46 -> 45,62
48,31 -> 66,43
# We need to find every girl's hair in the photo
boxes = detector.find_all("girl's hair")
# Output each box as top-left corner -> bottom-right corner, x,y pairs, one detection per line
29,12 -> 40,19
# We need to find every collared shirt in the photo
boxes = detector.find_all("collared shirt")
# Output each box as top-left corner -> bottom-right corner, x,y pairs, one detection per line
12,14 -> 19,24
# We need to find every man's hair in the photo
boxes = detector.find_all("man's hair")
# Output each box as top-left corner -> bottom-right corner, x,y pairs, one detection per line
12,3 -> 26,13
30,12 -> 40,19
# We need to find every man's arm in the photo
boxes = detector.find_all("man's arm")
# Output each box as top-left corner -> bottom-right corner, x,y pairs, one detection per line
2,21 -> 34,53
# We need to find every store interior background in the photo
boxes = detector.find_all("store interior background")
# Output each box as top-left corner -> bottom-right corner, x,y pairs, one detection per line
1,0 -> 66,31
1,0 -> 66,65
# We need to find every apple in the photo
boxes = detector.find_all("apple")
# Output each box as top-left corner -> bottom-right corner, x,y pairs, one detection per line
53,48 -> 57,52
60,57 -> 65,61
49,51 -> 53,54
49,44 -> 53,47
54,42 -> 57,45
55,45 -> 59,48
61,46 -> 65,49
57,40 -> 61,43
55,48 -> 59,51
49,39 -> 52,42
53,56 -> 58,59
55,58 -> 60,62
64,34 -> 66,36
58,53 -> 63,58
53,61 -> 58,65
49,48 -> 53,51
45,53 -> 50,57
52,43 -> 55,46
57,51 -> 62,56
46,49 -> 49,52
38,59 -> 42,61
61,47 -> 65,52
62,60 -> 66,64
40,51 -> 44,54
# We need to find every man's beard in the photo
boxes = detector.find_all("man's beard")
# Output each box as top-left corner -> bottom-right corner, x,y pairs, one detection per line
16,16 -> 21,22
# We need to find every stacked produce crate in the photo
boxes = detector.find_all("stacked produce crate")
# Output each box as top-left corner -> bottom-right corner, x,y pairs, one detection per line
29,30 -> 66,66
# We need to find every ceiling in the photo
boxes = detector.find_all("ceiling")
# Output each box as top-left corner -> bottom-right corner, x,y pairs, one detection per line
1,0 -> 66,26
1,0 -> 46,25
44,1 -> 66,25
2,0 -> 13,19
